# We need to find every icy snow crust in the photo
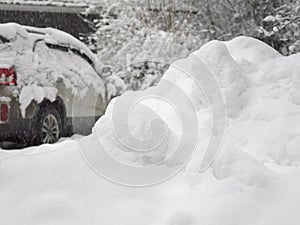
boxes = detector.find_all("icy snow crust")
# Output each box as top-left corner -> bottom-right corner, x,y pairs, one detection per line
2,36 -> 300,224
0,23 -> 105,116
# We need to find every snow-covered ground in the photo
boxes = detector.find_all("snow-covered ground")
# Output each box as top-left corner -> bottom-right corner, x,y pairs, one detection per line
1,36 -> 300,225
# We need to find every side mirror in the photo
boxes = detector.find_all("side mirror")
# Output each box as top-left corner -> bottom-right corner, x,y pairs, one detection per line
102,66 -> 113,77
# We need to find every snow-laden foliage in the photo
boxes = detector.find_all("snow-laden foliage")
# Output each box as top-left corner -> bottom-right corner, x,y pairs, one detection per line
84,0 -> 300,93
87,0 -> 300,76
85,1 -> 207,91
88,1 -> 203,65
257,0 -> 300,55
116,61 -> 169,91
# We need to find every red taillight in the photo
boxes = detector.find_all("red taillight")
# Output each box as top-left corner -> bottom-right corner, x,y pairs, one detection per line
0,67 -> 17,86
0,103 -> 9,121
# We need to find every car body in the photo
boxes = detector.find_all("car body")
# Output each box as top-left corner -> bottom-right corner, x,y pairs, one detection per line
0,23 -> 116,146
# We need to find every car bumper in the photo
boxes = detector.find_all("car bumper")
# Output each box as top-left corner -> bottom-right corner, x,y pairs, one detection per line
0,118 -> 34,143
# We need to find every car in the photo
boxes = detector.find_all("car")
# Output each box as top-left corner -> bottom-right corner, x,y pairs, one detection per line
0,23 -> 119,147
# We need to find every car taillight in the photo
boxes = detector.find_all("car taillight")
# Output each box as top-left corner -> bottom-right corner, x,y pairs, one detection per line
0,103 -> 9,121
0,67 -> 17,86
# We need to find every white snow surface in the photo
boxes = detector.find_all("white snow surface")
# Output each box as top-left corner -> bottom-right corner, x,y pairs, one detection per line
1,36 -> 300,224
263,15 -> 277,22
0,96 -> 11,102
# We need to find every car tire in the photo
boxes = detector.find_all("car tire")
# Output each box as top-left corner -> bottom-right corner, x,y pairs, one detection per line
34,105 -> 62,145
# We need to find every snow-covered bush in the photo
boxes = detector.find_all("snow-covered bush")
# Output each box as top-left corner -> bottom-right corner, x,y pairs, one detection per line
257,0 -> 300,55
85,1 -> 206,91
84,0 -> 300,93
116,61 -> 169,91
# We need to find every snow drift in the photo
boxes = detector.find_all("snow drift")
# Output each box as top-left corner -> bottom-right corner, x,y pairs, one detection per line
1,36 -> 300,225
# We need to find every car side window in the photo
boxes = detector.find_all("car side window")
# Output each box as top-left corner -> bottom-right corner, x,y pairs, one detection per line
34,41 -> 103,97
32,41 -> 59,86
0,35 -> 9,44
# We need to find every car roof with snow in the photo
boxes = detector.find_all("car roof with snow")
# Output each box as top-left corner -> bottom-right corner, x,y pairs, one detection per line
0,23 -> 103,72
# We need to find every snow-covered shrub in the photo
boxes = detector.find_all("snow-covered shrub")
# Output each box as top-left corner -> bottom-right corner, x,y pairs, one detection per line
85,1 -> 206,90
84,0 -> 300,94
256,0 -> 300,55
116,61 -> 169,91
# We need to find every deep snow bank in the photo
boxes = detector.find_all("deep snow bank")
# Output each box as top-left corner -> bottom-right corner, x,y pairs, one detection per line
1,36 -> 300,225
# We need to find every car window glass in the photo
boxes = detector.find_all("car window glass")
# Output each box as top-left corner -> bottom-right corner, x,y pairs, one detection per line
0,36 -> 9,51
0,35 -> 8,44
33,41 -> 59,86
34,41 -> 102,97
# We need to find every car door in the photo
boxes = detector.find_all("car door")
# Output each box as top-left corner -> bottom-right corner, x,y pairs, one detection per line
34,41 -> 107,135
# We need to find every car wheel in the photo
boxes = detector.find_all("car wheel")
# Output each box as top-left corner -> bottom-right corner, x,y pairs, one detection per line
35,106 -> 62,145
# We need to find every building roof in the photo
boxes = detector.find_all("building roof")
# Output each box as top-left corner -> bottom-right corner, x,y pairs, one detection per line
0,0 -> 197,11
0,2 -> 98,37
0,0 -> 100,8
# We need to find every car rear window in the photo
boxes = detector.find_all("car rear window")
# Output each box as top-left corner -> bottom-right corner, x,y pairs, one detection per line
33,41 -> 102,93
45,43 -> 94,66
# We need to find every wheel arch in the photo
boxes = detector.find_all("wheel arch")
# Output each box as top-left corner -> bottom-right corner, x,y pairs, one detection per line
35,96 -> 67,128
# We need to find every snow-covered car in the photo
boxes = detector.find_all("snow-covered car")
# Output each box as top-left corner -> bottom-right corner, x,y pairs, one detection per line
0,23 -> 117,146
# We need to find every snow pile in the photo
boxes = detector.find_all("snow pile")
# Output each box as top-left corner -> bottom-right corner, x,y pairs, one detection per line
193,40 -> 247,118
2,36 -> 300,224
